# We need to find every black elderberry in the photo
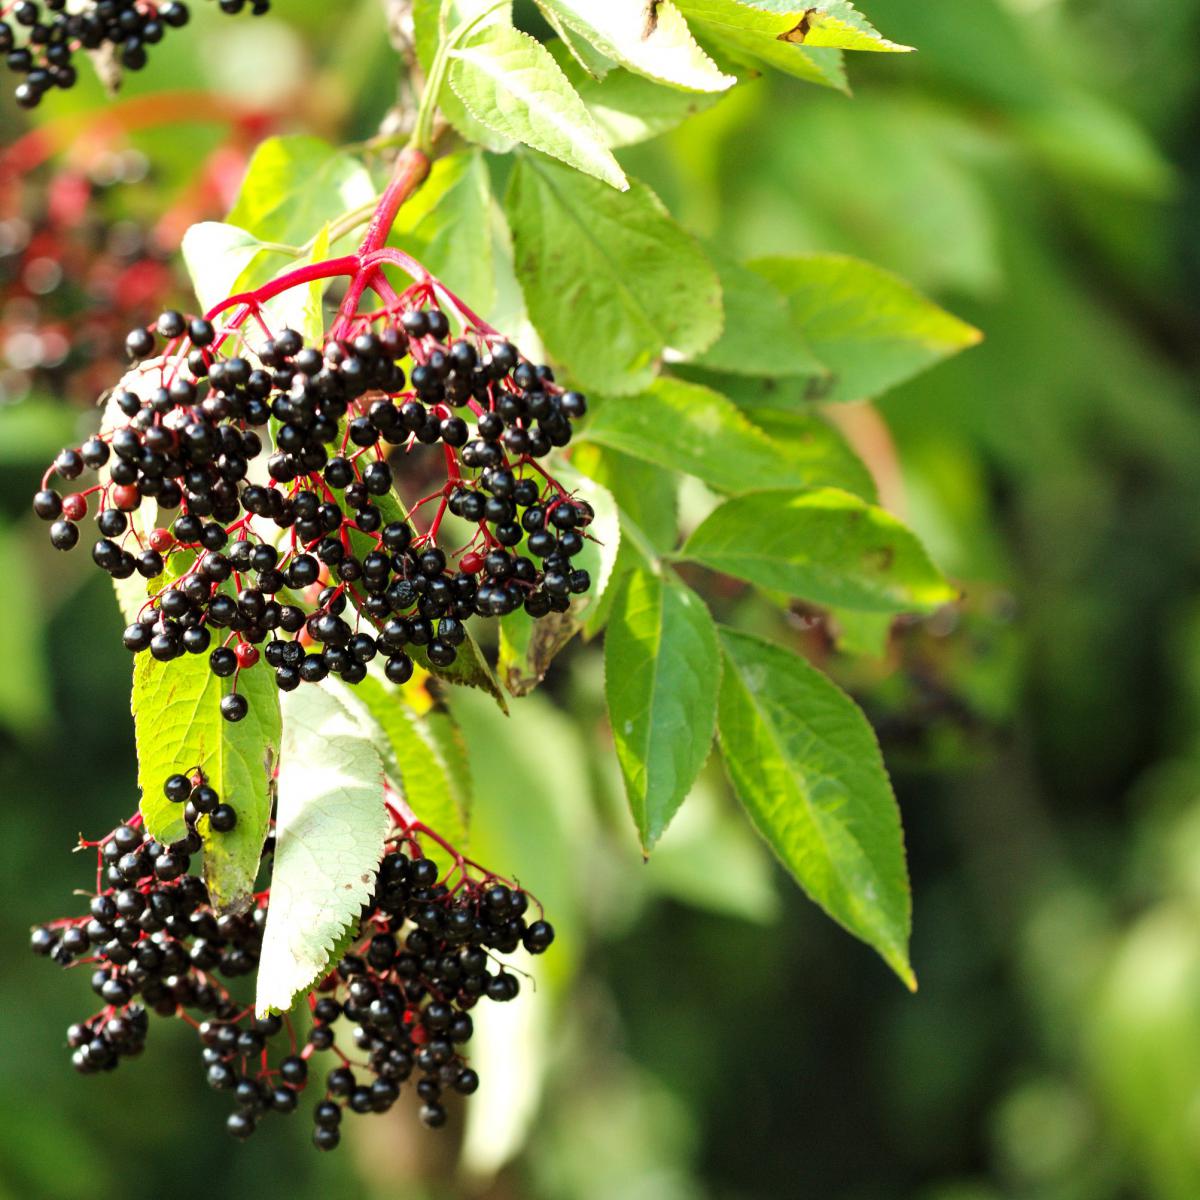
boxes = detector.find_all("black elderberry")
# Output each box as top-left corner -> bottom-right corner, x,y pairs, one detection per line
209,804 -> 237,833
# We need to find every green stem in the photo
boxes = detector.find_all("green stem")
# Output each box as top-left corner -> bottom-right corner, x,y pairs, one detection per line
408,0 -> 509,154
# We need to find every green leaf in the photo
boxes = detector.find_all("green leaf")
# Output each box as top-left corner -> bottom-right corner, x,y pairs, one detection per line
341,674 -> 471,847
570,443 -> 679,554
791,1 -> 913,52
411,628 -> 509,713
580,377 -> 868,497
748,254 -> 982,403
225,136 -> 374,247
296,223 -> 331,346
677,0 -> 848,89
535,0 -> 735,93
604,567 -> 720,851
691,250 -> 826,377
133,652 -> 281,912
392,150 -> 497,319
547,41 -> 723,148
254,684 -> 390,1015
449,25 -> 627,189
716,627 -> 914,987
506,157 -> 722,393
680,487 -> 956,613
180,222 -> 270,314
542,12 -> 615,78
554,462 -> 622,613
735,405 -> 878,502
414,0 -> 516,153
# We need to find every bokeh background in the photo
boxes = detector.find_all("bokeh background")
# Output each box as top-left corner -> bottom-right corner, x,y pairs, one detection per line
2,1 -> 1200,1197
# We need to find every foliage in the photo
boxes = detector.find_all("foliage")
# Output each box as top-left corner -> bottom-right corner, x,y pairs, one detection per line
3,0 -> 1198,1195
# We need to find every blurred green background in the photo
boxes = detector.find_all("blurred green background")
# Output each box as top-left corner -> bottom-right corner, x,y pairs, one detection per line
3,1 -> 1200,1197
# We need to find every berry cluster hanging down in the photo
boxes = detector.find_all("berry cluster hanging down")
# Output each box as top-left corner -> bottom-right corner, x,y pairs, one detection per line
31,784 -> 555,1147
34,288 -> 595,721
1,0 -> 267,108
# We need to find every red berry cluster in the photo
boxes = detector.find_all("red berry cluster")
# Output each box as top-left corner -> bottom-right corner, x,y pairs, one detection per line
0,157 -> 188,408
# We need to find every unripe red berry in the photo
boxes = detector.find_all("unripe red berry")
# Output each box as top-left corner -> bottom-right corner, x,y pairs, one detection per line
460,552 -> 484,574
61,493 -> 87,521
148,528 -> 174,553
235,643 -> 260,669
112,485 -> 141,512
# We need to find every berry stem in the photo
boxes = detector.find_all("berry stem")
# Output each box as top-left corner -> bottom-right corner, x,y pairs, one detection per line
356,146 -> 431,260
328,148 -> 433,338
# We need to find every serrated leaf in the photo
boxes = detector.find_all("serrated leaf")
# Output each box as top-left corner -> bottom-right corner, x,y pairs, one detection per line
506,156 -> 722,393
414,0 -> 517,153
225,136 -> 374,246
680,487 -> 956,613
691,249 -> 827,377
580,377 -> 869,497
716,627 -> 913,987
133,651 -> 281,912
542,12 -> 615,78
536,0 -> 735,93
392,150 -> 497,319
677,0 -> 848,89
605,567 -> 720,851
254,684 -> 390,1015
343,673 -> 471,847
791,1 -> 912,52
748,254 -> 982,403
449,26 -> 627,189
547,41 -> 722,148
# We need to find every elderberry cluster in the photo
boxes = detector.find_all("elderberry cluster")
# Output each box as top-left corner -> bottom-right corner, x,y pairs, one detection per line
1,0 -> 267,109
35,301 -> 594,721
31,802 -> 555,1147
